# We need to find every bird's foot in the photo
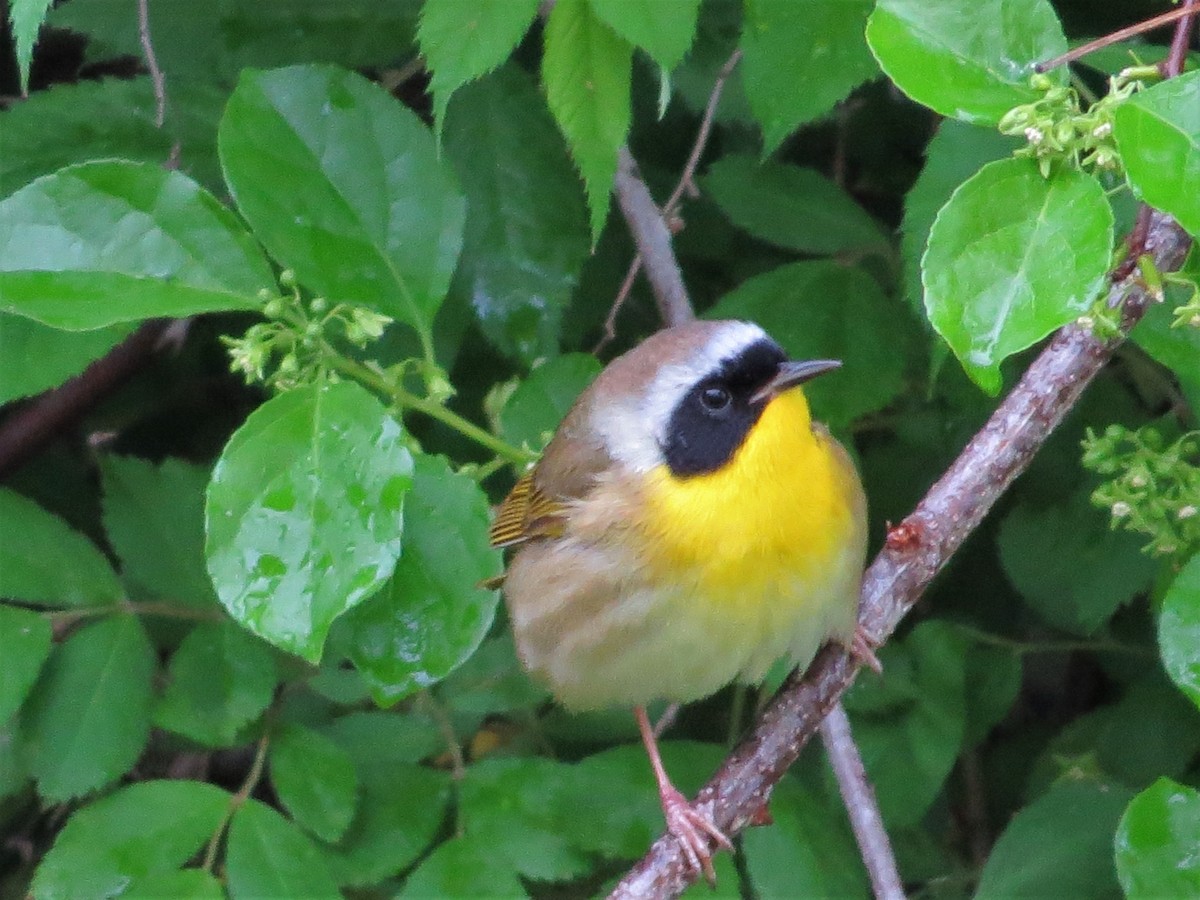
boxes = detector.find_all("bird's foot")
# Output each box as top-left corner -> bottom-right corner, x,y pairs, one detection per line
659,784 -> 733,884
851,626 -> 883,674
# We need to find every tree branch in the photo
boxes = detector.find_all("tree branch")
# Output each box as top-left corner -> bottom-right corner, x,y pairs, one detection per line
820,704 -> 905,900
609,209 -> 1192,897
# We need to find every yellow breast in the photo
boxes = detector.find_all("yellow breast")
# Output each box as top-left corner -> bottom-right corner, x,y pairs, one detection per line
638,388 -> 861,608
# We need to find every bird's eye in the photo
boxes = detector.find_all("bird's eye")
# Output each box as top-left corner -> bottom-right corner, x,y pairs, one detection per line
699,385 -> 731,411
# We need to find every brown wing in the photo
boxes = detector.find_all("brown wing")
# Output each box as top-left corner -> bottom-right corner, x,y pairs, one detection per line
488,471 -> 569,549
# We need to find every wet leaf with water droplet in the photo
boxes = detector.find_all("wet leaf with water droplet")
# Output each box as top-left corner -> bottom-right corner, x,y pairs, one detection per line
205,381 -> 413,663
1115,776 -> 1200,898
340,453 -> 501,704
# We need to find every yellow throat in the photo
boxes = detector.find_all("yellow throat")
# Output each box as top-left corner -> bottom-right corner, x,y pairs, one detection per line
639,387 -> 855,603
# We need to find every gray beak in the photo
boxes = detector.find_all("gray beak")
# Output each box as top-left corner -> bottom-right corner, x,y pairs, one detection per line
750,359 -> 841,405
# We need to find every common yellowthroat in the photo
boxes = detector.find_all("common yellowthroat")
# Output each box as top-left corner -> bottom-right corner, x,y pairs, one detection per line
490,319 -> 868,876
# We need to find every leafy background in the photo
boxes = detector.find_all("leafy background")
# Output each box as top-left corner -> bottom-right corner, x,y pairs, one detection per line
0,0 -> 1198,897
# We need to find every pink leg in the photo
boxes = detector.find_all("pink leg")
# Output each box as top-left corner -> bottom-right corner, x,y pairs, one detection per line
851,625 -> 883,674
634,706 -> 733,883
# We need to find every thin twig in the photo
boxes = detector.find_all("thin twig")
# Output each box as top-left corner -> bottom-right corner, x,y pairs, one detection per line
1164,0 -> 1199,77
1036,3 -> 1199,72
820,704 -> 905,900
608,209 -> 1192,898
600,50 -> 742,348
201,729 -> 272,872
136,0 -> 166,127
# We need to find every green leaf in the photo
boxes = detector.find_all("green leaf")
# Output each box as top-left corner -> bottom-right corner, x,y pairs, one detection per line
0,488 -> 122,608
101,455 -> 217,608
10,0 -> 53,94
962,640 -> 1023,746
320,710 -> 444,772
48,0 -> 421,84
1114,70 -> 1200,238
226,799 -> 340,899
22,616 -> 156,801
444,66 -> 590,364
418,0 -> 540,133
997,490 -> 1157,634
542,0 -> 633,241
342,454 -> 501,704
1133,293 -> 1200,410
589,0 -> 702,71
900,120 -> 1019,313
841,621 -> 969,827
270,722 -> 359,843
125,869 -> 225,899
399,835 -> 527,898
866,0 -> 1067,125
0,316 -> 132,405
922,158 -> 1113,394
439,633 -> 549,716
218,64 -> 465,350
707,260 -> 907,430
206,381 -> 413,663
154,621 -> 278,747
499,353 -> 601,452
0,605 -> 52,724
742,776 -> 868,899
740,0 -> 878,153
31,779 -> 230,900
323,763 -> 450,886
1159,554 -> 1200,710
702,155 -> 886,256
976,778 -> 1132,898
0,161 -> 271,329
1115,777 -> 1200,899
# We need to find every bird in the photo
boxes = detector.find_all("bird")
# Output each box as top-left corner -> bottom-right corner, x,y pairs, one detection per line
489,319 -> 869,878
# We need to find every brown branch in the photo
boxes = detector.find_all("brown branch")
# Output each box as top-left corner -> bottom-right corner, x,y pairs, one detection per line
1036,3 -> 1199,72
136,0 -> 167,127
820,704 -> 905,900
612,146 -> 695,328
609,209 -> 1192,897
0,321 -> 170,478
1165,0 -> 1199,77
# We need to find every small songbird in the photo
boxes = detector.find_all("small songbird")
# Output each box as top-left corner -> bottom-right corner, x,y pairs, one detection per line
489,319 -> 868,877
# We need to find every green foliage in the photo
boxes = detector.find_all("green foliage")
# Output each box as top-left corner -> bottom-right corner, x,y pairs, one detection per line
2,0 -> 1199,896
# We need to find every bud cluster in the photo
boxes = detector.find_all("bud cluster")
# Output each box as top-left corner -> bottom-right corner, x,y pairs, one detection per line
1082,424 -> 1200,562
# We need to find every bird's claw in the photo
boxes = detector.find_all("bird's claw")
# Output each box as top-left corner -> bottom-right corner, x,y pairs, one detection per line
851,625 -> 883,674
660,785 -> 732,884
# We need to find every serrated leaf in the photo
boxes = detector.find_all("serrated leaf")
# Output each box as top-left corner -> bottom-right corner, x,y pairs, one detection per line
707,261 -> 907,430
841,621 -> 969,826
1114,70 -> 1200,238
1115,777 -> 1200,898
1160,553 -> 1200,711
702,154 -> 887,255
901,120 -> 1020,314
499,353 -> 601,453
154,621 -> 278,747
977,778 -> 1132,898
22,616 -> 155,801
997,490 -> 1157,634
205,381 -> 413,663
101,455 -> 217,608
226,799 -> 340,900
740,0 -> 878,153
589,0 -> 701,71
398,835 -> 527,898
0,488 -> 122,608
0,605 -> 52,724
218,64 -> 465,350
320,710 -> 444,774
542,0 -> 633,241
444,66 -> 590,364
866,0 -> 1067,125
10,0 -> 53,94
922,158 -> 1113,394
270,722 -> 359,843
342,454 -> 501,704
742,776 -> 868,899
0,161 -> 271,329
419,0 -> 540,133
31,780 -> 229,900
0,316 -> 132,405
49,0 -> 421,84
